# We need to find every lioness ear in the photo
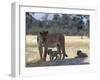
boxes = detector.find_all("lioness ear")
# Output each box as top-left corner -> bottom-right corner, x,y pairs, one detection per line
39,32 -> 42,35
45,31 -> 48,34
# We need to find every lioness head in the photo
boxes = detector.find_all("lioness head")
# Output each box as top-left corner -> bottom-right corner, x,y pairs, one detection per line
39,31 -> 48,44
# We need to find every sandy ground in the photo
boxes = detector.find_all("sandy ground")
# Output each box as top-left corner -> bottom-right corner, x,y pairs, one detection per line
25,35 -> 89,67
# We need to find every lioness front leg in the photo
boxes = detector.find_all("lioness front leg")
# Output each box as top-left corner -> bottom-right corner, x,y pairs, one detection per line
38,46 -> 43,61
43,46 -> 48,61
50,56 -> 53,61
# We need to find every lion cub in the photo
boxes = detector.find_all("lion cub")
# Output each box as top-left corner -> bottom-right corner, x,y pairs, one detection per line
47,49 -> 60,61
76,50 -> 88,58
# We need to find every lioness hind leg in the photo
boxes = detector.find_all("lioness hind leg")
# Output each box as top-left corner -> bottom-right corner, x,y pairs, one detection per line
61,47 -> 68,59
57,44 -> 62,59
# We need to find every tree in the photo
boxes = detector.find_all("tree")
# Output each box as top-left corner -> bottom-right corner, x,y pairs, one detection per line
26,12 -> 89,36
26,12 -> 34,34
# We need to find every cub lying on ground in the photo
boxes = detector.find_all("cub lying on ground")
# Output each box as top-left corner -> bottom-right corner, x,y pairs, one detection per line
76,50 -> 88,58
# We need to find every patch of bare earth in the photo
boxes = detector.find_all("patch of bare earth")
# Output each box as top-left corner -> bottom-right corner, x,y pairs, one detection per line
26,35 -> 89,67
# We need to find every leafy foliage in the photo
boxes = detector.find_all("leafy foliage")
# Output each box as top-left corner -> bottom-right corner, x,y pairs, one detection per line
26,12 -> 89,36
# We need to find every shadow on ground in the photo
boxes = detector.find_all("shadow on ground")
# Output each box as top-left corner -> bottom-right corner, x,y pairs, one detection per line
26,57 -> 89,67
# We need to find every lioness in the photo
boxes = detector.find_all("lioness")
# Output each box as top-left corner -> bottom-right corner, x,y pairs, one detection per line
37,31 -> 67,61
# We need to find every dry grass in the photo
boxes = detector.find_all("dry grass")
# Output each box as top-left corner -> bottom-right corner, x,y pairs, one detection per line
25,35 -> 89,66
